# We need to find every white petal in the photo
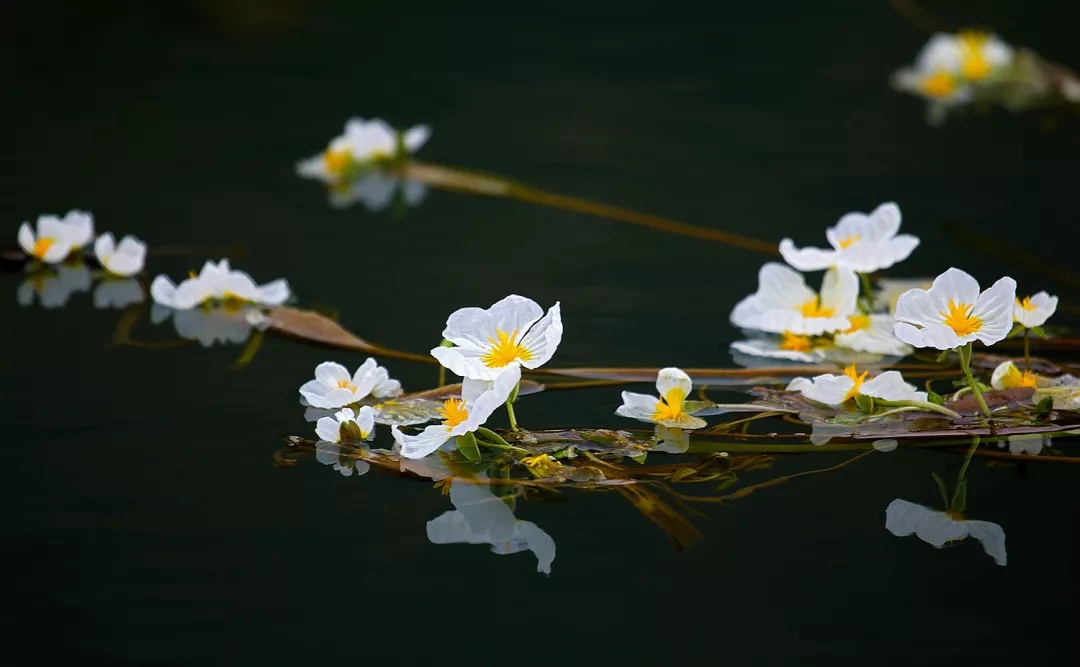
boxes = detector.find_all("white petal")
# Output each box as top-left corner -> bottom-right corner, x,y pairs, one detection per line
171,277 -> 213,309
914,512 -> 970,547
402,124 -> 432,153
965,520 -> 1007,566
893,286 -> 939,327
93,232 -> 116,265
869,202 -> 902,240
929,268 -> 981,310
819,267 -> 859,318
860,371 -> 925,402
61,210 -> 94,247
778,238 -> 838,271
458,364 -> 521,433
755,262 -> 816,311
786,373 -> 854,406
149,275 -> 178,307
431,345 -> 502,381
427,511 -> 489,545
393,424 -> 453,459
885,498 -> 934,537
350,357 -> 380,386
518,302 -> 562,369
314,361 -> 351,387
355,405 -> 376,439
970,276 -> 1016,347
730,293 -> 766,330
990,361 -> 1021,390
615,392 -> 663,422
511,521 -> 556,574
449,479 -> 515,543
315,416 -> 341,443
894,321 -> 967,350
729,339 -> 820,362
255,279 -> 290,306
17,223 -> 35,255
655,367 -> 692,406
461,377 -> 489,405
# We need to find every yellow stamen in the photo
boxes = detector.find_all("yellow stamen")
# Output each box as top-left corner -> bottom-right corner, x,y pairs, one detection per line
324,148 -> 352,175
843,314 -> 871,334
32,237 -> 56,259
336,379 -> 357,391
918,70 -> 959,98
944,509 -> 965,521
188,270 -> 198,279
481,329 -> 533,368
437,398 -> 469,427
958,31 -> 992,80
651,387 -> 686,422
837,234 -> 860,249
1015,296 -> 1037,312
940,299 -> 982,337
779,331 -> 813,352
798,297 -> 835,318
842,363 -> 869,402
1001,364 -> 1038,389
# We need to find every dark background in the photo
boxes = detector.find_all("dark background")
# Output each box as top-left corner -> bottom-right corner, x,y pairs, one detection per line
3,1 -> 1078,664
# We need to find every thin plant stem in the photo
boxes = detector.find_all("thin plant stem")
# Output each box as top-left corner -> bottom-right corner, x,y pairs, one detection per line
475,427 -> 514,448
438,365 -> 445,388
957,343 -> 992,419
505,401 -> 519,430
957,435 -> 980,483
858,272 -> 875,313
475,438 -> 530,454
1023,328 -> 1031,372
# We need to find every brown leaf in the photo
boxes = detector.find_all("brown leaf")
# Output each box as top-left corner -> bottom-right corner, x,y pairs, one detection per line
946,387 -> 1035,412
404,380 -> 545,400
265,306 -> 375,350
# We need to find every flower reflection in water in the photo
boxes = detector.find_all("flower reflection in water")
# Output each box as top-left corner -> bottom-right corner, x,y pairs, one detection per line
885,499 -> 1006,566
94,278 -> 145,309
151,302 -> 262,347
17,262 -> 92,308
330,173 -> 428,212
315,441 -> 371,477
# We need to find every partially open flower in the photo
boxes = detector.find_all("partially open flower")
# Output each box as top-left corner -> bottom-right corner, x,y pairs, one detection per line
615,367 -> 707,429
296,117 -> 431,183
892,34 -> 975,104
94,233 -> 147,277
391,365 -> 521,459
431,294 -> 562,381
990,360 -> 1038,390
894,268 -> 1015,350
885,498 -> 1006,566
299,359 -> 403,409
315,406 -> 376,444
1013,291 -> 1057,328
955,30 -> 1014,82
731,263 -> 858,335
779,202 -> 919,273
787,364 -> 926,406
150,259 -> 290,310
18,216 -> 75,264
59,210 -> 94,251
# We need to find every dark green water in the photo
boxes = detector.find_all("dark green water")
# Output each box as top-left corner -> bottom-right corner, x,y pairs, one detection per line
5,1 -> 1080,664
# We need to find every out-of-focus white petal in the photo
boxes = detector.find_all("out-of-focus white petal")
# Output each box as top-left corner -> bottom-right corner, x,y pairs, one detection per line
778,238 -> 837,271
786,373 -> 854,406
17,223 -> 35,255
315,416 -> 342,443
615,392 -> 663,422
729,338 -> 822,362
860,371 -> 927,402
393,424 -> 452,460
402,124 -> 432,153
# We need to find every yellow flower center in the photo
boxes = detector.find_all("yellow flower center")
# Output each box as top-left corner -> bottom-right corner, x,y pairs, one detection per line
940,299 -> 982,337
1000,364 -> 1038,389
958,31 -> 992,80
842,363 -> 869,402
843,314 -> 871,334
837,234 -> 860,249
779,331 -> 813,352
32,237 -> 56,259
918,70 -> 959,98
651,387 -> 686,422
324,148 -> 352,175
944,509 -> 965,521
1015,296 -> 1037,312
481,329 -> 533,368
798,297 -> 834,318
336,379 -> 357,392
438,398 -> 469,427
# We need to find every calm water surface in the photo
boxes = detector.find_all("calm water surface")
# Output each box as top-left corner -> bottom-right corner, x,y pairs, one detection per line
4,1 -> 1080,664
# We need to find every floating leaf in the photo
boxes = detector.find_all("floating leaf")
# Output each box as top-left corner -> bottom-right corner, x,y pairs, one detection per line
946,387 -> 1035,413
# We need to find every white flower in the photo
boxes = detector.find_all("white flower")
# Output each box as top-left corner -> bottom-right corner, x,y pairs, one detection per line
894,268 -> 1016,350
391,365 -> 521,459
329,172 -> 428,211
779,202 -> 919,273
150,259 -> 290,310
989,360 -> 1038,390
58,210 -> 94,250
873,278 -> 933,314
430,294 -> 562,381
1013,291 -> 1057,328
299,359 -> 403,409
730,333 -> 826,363
731,263 -> 858,335
150,302 -> 257,346
885,498 -> 1006,566
315,442 -> 371,477
296,117 -> 431,183
834,313 -> 913,357
93,233 -> 147,277
17,216 -> 74,264
892,34 -> 975,104
954,30 -> 1014,81
93,278 -> 144,309
315,406 -> 376,444
16,263 -> 92,308
615,367 -> 708,429
787,364 -> 927,406
426,478 -> 555,574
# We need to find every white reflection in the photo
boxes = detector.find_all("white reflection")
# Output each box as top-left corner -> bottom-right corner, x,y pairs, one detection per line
151,302 -> 258,346
330,172 -> 428,211
885,498 -> 1006,566
16,262 -> 92,308
315,442 -> 371,477
1002,433 -> 1048,456
653,425 -> 690,454
427,478 -> 556,574
93,278 -> 145,309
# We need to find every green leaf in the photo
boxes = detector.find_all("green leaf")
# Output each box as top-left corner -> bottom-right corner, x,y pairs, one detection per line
927,391 -> 944,406
630,451 -> 648,465
854,393 -> 875,414
1005,322 -> 1026,339
715,473 -> 739,491
455,432 -> 481,461
671,467 -> 697,482
936,349 -> 951,363
1031,326 -> 1049,340
932,472 -> 950,508
1035,396 -> 1053,419
950,478 -> 968,513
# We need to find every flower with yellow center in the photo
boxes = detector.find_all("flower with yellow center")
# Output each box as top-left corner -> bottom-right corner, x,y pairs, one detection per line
956,30 -> 1014,81
1013,291 -> 1057,328
731,263 -> 859,336
990,361 -> 1038,390
17,215 -> 75,265
873,278 -> 933,314
787,365 -> 927,407
431,295 -> 563,382
730,331 -> 830,363
834,313 -> 913,357
615,367 -> 708,429
918,70 -> 960,98
894,268 -> 1016,350
93,232 -> 147,278
520,454 -> 563,478
886,498 -> 1006,566
315,406 -> 376,444
296,116 -> 432,184
890,33 -> 976,108
299,359 -> 403,409
392,365 -> 521,459
779,202 -> 920,273
150,258 -> 290,310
